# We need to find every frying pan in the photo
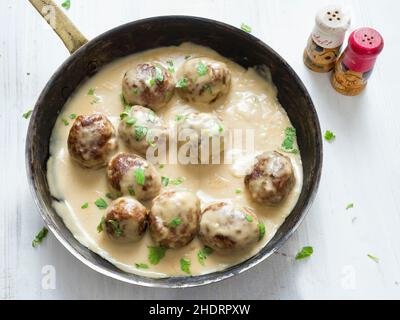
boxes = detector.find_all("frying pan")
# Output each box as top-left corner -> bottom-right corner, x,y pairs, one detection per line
26,0 -> 323,287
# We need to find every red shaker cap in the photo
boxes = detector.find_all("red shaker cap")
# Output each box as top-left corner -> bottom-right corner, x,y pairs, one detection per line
349,28 -> 384,56
343,27 -> 384,72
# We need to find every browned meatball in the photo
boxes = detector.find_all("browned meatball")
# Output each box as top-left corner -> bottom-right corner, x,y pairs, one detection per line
122,63 -> 175,111
149,190 -> 200,248
103,197 -> 148,242
244,151 -> 295,205
118,105 -> 168,155
67,113 -> 117,168
107,152 -> 161,201
199,202 -> 260,251
176,57 -> 231,104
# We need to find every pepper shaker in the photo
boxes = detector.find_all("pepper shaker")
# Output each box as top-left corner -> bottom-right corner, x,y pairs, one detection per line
303,5 -> 351,72
331,27 -> 384,96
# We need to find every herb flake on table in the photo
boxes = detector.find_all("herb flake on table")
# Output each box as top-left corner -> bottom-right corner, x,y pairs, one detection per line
169,217 -> 182,228
346,203 -> 354,210
295,246 -> 314,260
197,246 -> 213,266
180,258 -> 191,274
95,198 -> 108,209
135,263 -> 149,269
240,23 -> 252,33
23,109 -> 33,119
324,130 -> 336,142
367,254 -> 380,263
281,127 -> 299,154
32,227 -> 48,248
134,168 -> 145,186
148,246 -> 167,265
258,223 -> 266,241
61,0 -> 71,10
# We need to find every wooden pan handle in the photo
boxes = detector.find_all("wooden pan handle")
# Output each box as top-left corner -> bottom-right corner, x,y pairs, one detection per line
28,0 -> 88,54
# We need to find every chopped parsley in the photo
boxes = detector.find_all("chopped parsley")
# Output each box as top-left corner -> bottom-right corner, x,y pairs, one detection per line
135,263 -> 149,269
161,176 -> 170,187
175,114 -> 187,122
23,109 -> 33,119
197,246 -> 213,266
159,164 -> 165,169
120,106 -> 131,120
196,61 -> 208,76
169,217 -> 182,228
134,168 -> 145,186
62,118 -> 69,126
258,223 -> 266,241
32,227 -> 48,248
94,198 -> 108,209
170,177 -> 185,185
148,246 -> 167,265
166,60 -> 175,73
180,258 -> 191,275
81,202 -> 89,209
241,23 -> 252,33
128,188 -> 135,196
97,217 -> 105,233
148,78 -> 155,87
367,254 -> 379,263
324,130 -> 336,142
218,123 -> 224,133
155,66 -> 164,82
69,113 -> 77,120
61,0 -> 71,10
281,127 -> 299,154
125,117 -> 137,126
245,214 -> 254,222
87,88 -> 95,96
108,220 -> 123,238
135,126 -> 148,141
235,188 -> 242,194
176,77 -> 189,89
346,203 -> 354,210
295,246 -> 314,260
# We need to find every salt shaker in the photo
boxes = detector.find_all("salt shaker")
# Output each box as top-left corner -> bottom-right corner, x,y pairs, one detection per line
303,5 -> 351,72
331,27 -> 384,96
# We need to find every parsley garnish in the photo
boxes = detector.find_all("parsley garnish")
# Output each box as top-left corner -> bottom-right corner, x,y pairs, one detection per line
23,109 -> 33,119
148,78 -> 155,87
346,203 -> 354,210
135,126 -> 148,141
159,164 -> 165,169
125,117 -> 136,126
196,61 -> 208,76
108,220 -> 123,238
87,88 -> 95,96
258,223 -> 266,241
169,217 -> 182,228
135,263 -> 149,269
166,60 -> 175,73
245,214 -> 253,222
161,176 -> 170,187
324,130 -> 336,142
281,127 -> 299,154
97,217 -> 105,233
94,198 -> 108,209
155,66 -> 164,82
69,113 -> 77,120
120,105 -> 131,120
62,119 -> 69,126
134,168 -> 145,186
32,227 -> 48,248
128,188 -> 135,196
61,0 -> 71,10
170,177 -> 185,185
240,23 -> 252,33
81,202 -> 89,209
295,246 -> 314,260
235,188 -> 242,194
180,258 -> 191,274
367,254 -> 379,263
175,114 -> 187,122
148,246 -> 167,265
197,246 -> 213,266
176,77 -> 189,88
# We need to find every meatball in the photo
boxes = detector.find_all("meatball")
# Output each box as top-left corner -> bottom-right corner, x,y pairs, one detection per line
199,202 -> 260,251
67,113 -> 118,168
176,112 -> 227,163
149,190 -> 200,248
107,152 -> 161,201
118,105 -> 168,155
103,197 -> 148,242
176,57 -> 231,104
244,151 -> 295,205
122,63 -> 175,111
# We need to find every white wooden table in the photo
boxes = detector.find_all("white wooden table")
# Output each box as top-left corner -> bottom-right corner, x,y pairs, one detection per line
1,0 -> 399,300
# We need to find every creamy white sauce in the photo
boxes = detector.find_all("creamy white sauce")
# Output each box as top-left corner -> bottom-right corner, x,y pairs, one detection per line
47,43 -> 303,278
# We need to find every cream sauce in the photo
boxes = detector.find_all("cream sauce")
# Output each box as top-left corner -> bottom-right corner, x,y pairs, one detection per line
47,43 -> 303,278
